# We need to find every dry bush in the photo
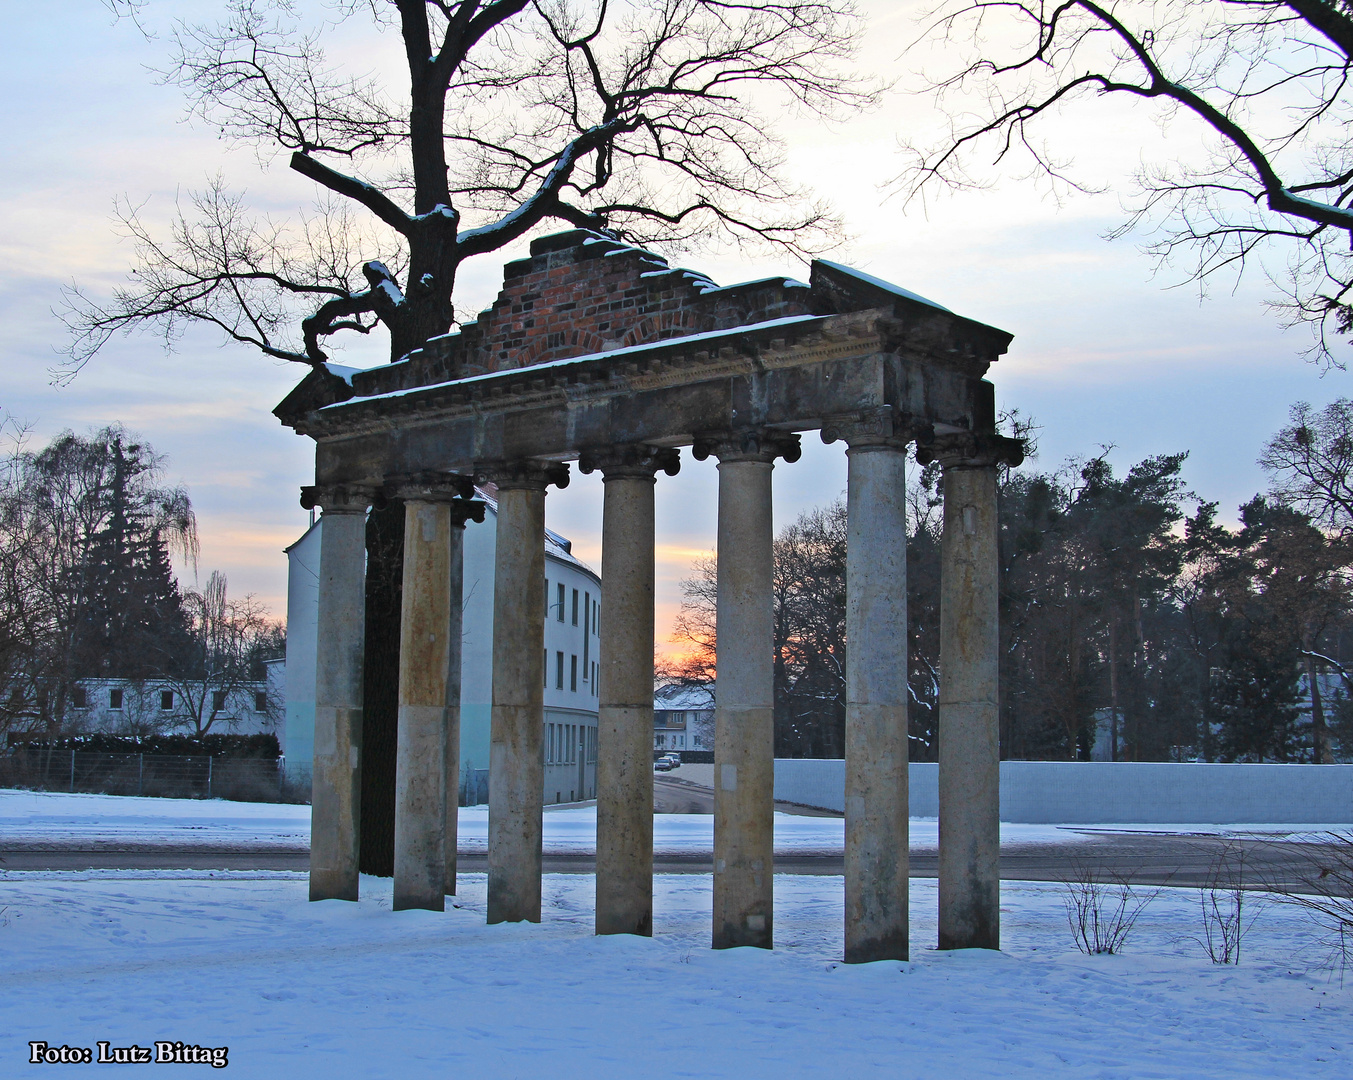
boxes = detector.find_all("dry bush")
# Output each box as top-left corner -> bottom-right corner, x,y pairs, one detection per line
1269,831 -> 1353,976
1062,862 -> 1163,955
1197,841 -> 1262,965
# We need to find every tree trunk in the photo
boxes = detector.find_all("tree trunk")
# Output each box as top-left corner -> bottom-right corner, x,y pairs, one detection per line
386,284 -> 457,364
1307,648 -> 1332,764
360,500 -> 405,877
1108,615 -> 1119,763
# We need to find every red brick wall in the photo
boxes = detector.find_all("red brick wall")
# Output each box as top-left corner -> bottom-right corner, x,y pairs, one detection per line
356,230 -> 813,395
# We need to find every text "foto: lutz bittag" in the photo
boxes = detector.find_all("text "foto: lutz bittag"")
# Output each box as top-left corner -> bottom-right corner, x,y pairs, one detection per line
29,1041 -> 229,1068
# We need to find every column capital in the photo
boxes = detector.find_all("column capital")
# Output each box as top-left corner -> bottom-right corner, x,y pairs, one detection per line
578,444 -> 681,481
915,431 -> 1025,471
691,428 -> 801,465
300,483 -> 377,514
821,408 -> 930,451
383,471 -> 476,504
474,459 -> 570,492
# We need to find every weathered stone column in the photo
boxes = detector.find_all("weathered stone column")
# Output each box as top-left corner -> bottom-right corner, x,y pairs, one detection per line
580,445 -> 681,937
301,483 -> 375,903
694,429 -> 800,950
918,431 -> 1023,951
823,412 -> 912,963
477,459 -> 569,924
388,475 -> 484,911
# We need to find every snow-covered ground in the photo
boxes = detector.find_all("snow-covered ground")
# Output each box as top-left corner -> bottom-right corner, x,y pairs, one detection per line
0,867 -> 1348,1078
0,790 -> 310,848
1,789 -> 1324,854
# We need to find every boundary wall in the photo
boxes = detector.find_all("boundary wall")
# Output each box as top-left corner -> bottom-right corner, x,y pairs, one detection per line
771,760 -> 1353,824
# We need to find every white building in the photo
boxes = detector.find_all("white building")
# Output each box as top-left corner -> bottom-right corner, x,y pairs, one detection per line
63,677 -> 277,738
653,682 -> 714,755
285,487 -> 601,804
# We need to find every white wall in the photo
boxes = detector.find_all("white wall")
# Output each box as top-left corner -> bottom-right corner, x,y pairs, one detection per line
283,520 -> 321,784
772,759 -> 1353,824
68,677 -> 273,737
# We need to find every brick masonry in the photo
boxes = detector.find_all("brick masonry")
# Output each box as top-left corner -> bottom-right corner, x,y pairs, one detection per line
348,230 -> 814,398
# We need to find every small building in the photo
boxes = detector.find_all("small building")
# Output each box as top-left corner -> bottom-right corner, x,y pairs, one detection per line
653,682 -> 714,755
63,677 -> 276,738
285,486 -> 601,804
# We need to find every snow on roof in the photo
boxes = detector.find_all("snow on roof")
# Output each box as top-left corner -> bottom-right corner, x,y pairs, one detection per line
816,260 -> 951,312
472,486 -> 599,580
655,683 -> 715,710
320,314 -> 825,411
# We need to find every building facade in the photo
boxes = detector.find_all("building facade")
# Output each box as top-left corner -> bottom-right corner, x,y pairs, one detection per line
60,676 -> 277,738
653,683 -> 714,755
285,487 -> 601,804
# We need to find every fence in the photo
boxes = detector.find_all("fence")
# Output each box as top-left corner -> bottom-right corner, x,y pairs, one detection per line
1,748 -> 286,803
771,759 -> 1353,824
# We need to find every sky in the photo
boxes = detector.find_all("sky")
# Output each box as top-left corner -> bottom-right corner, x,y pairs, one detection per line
3,2 -> 1349,655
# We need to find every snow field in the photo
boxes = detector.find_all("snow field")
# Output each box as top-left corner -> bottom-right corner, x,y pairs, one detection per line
0,867 -> 1348,1079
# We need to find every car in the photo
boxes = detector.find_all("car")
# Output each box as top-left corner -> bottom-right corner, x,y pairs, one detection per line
661,753 -> 682,769
653,758 -> 674,772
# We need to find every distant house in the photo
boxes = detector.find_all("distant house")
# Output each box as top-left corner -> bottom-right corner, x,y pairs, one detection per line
653,682 -> 714,754
63,677 -> 277,738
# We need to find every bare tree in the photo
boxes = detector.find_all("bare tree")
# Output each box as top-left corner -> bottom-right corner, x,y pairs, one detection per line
901,0 -> 1353,362
1262,399 -> 1353,530
0,426 -> 196,736
661,553 -> 718,686
157,571 -> 283,737
66,0 -> 871,374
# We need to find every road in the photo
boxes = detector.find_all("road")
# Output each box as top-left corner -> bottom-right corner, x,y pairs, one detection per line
652,774 -> 840,816
3,776 -> 1341,889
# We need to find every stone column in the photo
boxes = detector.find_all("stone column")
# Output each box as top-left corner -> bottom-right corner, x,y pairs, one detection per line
477,459 -> 569,924
580,445 -> 681,937
388,475 -> 484,912
823,412 -> 912,963
301,483 -> 375,903
918,432 -> 1023,951
694,429 -> 801,950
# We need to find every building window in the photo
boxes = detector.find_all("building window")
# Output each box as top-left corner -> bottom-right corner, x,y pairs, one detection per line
255,691 -> 267,713
593,599 -> 598,632
109,688 -> 123,710
212,690 -> 227,712
556,651 -> 564,690
570,655 -> 578,692
557,583 -> 565,622
160,690 -> 174,711
572,588 -> 579,626
544,649 -> 548,687
592,662 -> 597,696
71,686 -> 88,709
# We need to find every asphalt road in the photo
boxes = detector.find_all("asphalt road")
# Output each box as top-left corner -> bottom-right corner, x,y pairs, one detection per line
3,833 -> 1344,891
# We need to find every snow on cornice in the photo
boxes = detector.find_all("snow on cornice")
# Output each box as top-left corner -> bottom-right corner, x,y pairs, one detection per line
320,314 -> 825,410
816,260 -> 951,312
